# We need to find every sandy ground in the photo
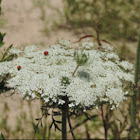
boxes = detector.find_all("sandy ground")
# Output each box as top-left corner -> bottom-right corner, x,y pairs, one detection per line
1,0 -> 78,48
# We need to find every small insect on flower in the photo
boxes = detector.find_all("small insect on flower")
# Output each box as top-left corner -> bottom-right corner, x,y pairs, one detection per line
91,84 -> 96,88
17,65 -> 21,70
44,51 -> 48,55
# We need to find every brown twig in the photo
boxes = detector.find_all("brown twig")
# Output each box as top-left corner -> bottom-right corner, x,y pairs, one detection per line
67,112 -> 75,140
70,115 -> 97,132
72,65 -> 79,77
85,124 -> 90,139
73,34 -> 113,47
101,105 -> 108,140
101,39 -> 113,46
96,29 -> 102,46
73,35 -> 95,43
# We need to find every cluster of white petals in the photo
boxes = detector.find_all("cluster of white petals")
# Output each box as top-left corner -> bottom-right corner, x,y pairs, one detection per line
0,40 -> 134,109
8,48 -> 22,55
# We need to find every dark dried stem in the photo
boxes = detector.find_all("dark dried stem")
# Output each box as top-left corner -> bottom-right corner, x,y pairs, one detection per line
95,27 -> 102,46
67,112 -> 75,139
69,115 -> 97,132
62,96 -> 68,140
101,106 -> 108,140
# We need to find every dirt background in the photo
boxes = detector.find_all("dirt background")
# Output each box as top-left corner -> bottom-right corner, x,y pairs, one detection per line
1,0 -> 78,48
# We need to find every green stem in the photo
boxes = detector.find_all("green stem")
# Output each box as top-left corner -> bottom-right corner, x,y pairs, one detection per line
134,32 -> 140,85
62,96 -> 68,140
130,30 -> 140,139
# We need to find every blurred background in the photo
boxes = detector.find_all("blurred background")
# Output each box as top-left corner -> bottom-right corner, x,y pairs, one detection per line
0,0 -> 139,139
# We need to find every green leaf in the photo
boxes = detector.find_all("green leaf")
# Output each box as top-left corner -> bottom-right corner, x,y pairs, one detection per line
0,33 -> 6,43
0,78 -> 11,94
74,51 -> 89,66
33,123 -> 42,139
2,33 -> 6,38
0,33 -> 6,47
35,132 -> 42,139
0,42 -> 4,48
0,32 -> 3,44
2,54 -> 15,62
0,44 -> 13,61
0,133 -> 5,140
61,76 -> 70,86
0,7 -> 1,15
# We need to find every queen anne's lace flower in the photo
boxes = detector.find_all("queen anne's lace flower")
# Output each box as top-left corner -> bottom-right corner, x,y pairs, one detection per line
9,48 -> 22,55
80,41 -> 94,50
0,40 -> 134,109
119,61 -> 133,71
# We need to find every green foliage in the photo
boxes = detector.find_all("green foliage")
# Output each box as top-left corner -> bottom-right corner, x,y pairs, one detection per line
0,32 -> 14,94
33,123 -> 43,139
130,31 -> 140,139
134,30 -> 140,85
0,0 -> 14,96
0,133 -> 5,140
0,44 -> 13,61
0,32 -> 14,62
0,32 -> 6,47
74,51 -> 89,66
63,0 -> 140,41
0,76 -> 12,94
61,76 -> 70,86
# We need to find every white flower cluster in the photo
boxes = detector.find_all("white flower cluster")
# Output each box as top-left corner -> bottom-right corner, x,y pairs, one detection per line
0,39 -> 134,110
8,48 -> 22,55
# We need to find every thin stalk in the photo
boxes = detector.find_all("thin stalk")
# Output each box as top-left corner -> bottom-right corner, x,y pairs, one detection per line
134,31 -> 140,86
130,90 -> 136,139
67,112 -> 75,139
72,65 -> 79,77
130,31 -> 140,139
70,114 -> 97,131
101,106 -> 107,140
95,24 -> 102,46
62,96 -> 67,140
